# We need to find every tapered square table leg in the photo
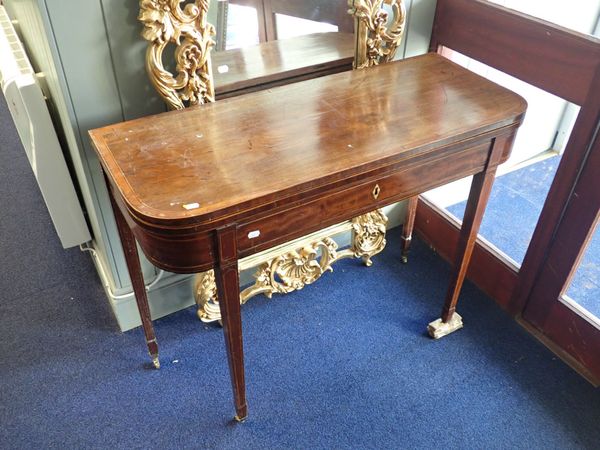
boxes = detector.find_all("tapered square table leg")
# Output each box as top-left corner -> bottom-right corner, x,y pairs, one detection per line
429,137 -> 505,338
108,183 -> 160,368
400,196 -> 419,263
214,225 -> 248,422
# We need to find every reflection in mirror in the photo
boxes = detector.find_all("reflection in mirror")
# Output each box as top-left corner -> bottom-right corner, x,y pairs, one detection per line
206,0 -> 356,98
220,3 -> 260,50
138,1 -> 407,108
274,13 -> 339,40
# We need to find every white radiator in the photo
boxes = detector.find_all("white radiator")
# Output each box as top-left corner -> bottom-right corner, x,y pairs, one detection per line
0,6 -> 90,248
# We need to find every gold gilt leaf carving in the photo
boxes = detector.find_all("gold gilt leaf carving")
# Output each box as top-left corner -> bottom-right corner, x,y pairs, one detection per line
139,0 -> 215,110
351,209 -> 388,266
254,237 -> 338,296
348,0 -> 407,69
195,210 -> 389,323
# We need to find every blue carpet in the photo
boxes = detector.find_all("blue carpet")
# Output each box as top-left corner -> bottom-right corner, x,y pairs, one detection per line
447,157 -> 560,266
447,156 -> 599,318
1,93 -> 600,449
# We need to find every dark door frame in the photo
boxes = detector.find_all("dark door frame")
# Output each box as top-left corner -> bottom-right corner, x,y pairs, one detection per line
414,0 -> 600,382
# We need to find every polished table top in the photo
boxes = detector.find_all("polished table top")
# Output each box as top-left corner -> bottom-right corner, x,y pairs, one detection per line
90,53 -> 526,227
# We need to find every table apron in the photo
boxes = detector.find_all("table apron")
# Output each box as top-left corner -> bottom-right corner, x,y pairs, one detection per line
128,138 -> 497,273
237,139 -> 492,257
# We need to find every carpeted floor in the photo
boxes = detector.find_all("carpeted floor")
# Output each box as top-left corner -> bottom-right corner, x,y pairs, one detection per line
1,93 -> 600,449
447,156 -> 600,319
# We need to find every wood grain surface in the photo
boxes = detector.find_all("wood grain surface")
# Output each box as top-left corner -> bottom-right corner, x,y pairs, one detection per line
90,53 -> 526,226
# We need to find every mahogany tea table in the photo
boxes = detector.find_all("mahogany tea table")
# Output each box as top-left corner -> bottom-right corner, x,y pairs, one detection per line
90,53 -> 526,421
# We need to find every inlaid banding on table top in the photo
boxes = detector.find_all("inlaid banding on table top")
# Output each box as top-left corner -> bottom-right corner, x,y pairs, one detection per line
90,54 -> 526,223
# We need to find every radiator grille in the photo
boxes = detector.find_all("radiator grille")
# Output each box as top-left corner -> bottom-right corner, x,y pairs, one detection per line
0,6 -> 33,88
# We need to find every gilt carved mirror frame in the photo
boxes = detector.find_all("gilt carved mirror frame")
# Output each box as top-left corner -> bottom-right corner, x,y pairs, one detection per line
138,0 -> 407,110
348,0 -> 407,69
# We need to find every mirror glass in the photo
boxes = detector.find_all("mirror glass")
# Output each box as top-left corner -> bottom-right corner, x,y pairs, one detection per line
206,0 -> 355,96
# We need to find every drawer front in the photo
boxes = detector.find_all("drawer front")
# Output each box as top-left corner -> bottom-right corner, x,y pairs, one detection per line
238,180 -> 380,255
237,141 -> 491,257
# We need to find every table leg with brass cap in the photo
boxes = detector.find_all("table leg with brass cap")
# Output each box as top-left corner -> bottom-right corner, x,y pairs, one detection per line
150,348 -> 161,369
429,137 -> 504,339
428,313 -> 464,339
108,178 -> 160,369
400,196 -> 418,264
214,225 -> 248,422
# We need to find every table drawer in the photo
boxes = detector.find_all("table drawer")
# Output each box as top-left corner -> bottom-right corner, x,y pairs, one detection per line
238,181 -> 377,254
237,141 -> 491,256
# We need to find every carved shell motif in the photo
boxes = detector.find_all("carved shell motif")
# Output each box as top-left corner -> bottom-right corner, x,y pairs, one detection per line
193,211 -> 389,323
139,0 -> 215,110
254,238 -> 339,295
348,0 -> 407,69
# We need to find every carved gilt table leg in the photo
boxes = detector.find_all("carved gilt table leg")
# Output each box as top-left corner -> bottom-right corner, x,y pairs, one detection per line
195,210 -> 388,323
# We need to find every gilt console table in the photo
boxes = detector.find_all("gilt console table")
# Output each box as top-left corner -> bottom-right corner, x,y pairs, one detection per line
90,53 -> 526,421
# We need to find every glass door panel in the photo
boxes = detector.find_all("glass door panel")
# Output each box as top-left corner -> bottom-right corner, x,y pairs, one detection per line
423,1 -> 599,266
422,52 -> 576,266
521,111 -> 600,381
563,217 -> 600,326
438,153 -> 563,266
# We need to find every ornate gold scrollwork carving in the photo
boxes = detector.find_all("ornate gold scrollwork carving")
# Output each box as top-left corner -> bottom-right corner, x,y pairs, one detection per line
351,209 -> 388,266
348,0 -> 407,69
194,269 -> 219,322
242,237 -> 339,301
139,0 -> 215,110
194,210 -> 388,323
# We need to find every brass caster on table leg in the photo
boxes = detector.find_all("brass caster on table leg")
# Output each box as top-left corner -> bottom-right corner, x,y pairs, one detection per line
152,355 -> 161,369
234,414 -> 247,423
427,313 -> 463,339
233,404 -> 248,423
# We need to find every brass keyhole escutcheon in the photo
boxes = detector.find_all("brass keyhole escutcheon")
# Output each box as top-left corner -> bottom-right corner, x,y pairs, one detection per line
372,184 -> 381,200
